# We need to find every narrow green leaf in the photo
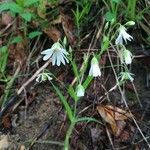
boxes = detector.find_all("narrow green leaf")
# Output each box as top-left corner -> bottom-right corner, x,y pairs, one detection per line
51,83 -> 73,122
0,46 -> 8,73
68,86 -> 78,102
28,31 -> 42,39
71,59 -> 79,80
83,76 -> 93,89
76,117 -> 102,124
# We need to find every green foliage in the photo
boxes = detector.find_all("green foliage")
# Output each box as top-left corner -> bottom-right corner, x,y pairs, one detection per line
10,36 -> 23,44
0,2 -> 23,13
0,46 -> 9,74
68,86 -> 78,102
105,11 -> 115,22
73,2 -> 91,29
28,31 -> 42,39
0,0 -> 40,22
51,83 -> 74,123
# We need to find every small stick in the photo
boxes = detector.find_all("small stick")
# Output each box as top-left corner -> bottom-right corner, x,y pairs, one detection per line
17,59 -> 51,95
0,60 -> 51,120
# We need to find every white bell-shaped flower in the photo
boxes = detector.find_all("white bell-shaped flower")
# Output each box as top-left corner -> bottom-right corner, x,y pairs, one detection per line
76,84 -> 85,97
115,25 -> 133,45
119,49 -> 132,65
41,42 -> 69,66
123,49 -> 132,64
89,56 -> 101,77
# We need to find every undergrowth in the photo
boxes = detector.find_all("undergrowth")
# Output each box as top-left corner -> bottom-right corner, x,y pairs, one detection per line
0,0 -> 150,149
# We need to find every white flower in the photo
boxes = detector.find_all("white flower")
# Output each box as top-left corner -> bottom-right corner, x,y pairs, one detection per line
120,49 -> 133,65
123,49 -> 132,64
41,42 -> 69,66
36,72 -> 52,83
115,25 -> 133,45
118,72 -> 134,82
76,84 -> 85,97
89,56 -> 101,77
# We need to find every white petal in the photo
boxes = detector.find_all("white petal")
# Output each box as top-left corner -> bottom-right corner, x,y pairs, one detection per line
89,66 -> 93,76
43,54 -> 51,61
41,49 -> 52,54
51,53 -> 57,65
61,49 -> 69,55
115,33 -> 123,45
62,54 -> 69,63
56,52 -> 61,66
59,54 -> 66,65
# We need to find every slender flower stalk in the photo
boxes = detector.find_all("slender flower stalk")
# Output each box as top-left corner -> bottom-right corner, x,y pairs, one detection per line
41,41 -> 69,66
89,56 -> 101,77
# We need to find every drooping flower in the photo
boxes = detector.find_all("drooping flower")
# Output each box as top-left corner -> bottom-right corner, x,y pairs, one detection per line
115,25 -> 133,45
89,56 -> 101,77
76,84 -> 85,97
118,71 -> 134,82
119,48 -> 133,65
36,72 -> 52,83
41,41 -> 69,66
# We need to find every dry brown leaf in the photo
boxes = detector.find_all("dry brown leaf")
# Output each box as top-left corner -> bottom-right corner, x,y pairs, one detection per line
2,114 -> 11,129
97,105 -> 117,133
9,32 -> 27,68
60,13 -> 77,46
97,105 -> 132,134
104,105 -> 132,120
44,27 -> 61,42
0,135 -> 10,149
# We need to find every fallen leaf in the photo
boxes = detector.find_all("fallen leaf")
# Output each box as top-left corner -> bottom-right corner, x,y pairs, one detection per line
2,114 -> 11,129
60,12 -> 77,46
97,105 -> 117,133
44,27 -> 61,42
104,105 -> 132,120
97,105 -> 132,134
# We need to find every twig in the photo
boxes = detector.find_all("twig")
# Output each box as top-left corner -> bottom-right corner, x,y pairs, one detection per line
0,60 -> 51,120
17,59 -> 51,95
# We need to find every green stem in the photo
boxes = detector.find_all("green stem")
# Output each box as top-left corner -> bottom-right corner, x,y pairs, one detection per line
64,121 -> 75,150
1,66 -> 20,108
